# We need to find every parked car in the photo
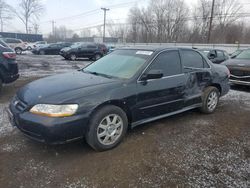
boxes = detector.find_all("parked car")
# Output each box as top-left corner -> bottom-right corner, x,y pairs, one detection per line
27,41 -> 47,50
32,42 -> 72,55
2,38 -> 28,54
198,49 -> 230,64
223,49 -> 250,86
0,39 -> 19,92
60,42 -> 108,60
8,47 -> 230,151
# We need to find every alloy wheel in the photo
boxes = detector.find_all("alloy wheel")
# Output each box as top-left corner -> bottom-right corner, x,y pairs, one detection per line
97,114 -> 123,146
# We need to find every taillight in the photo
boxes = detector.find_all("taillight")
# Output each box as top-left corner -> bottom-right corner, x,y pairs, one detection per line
3,52 -> 16,59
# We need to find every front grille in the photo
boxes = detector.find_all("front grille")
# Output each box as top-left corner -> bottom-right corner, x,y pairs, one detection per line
13,97 -> 28,112
230,69 -> 250,77
230,76 -> 250,83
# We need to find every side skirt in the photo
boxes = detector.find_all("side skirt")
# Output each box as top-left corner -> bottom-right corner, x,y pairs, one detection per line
131,104 -> 202,128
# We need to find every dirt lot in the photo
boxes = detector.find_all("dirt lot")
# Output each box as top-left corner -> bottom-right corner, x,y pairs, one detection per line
0,54 -> 250,188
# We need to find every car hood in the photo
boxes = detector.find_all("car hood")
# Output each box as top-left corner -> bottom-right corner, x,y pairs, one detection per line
222,59 -> 250,68
17,71 -> 118,105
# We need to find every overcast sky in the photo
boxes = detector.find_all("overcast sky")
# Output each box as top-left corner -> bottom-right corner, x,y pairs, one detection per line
6,0 -> 250,36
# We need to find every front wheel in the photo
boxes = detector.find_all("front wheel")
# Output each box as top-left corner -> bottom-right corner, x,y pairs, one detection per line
86,105 -> 128,151
200,86 -> 220,114
39,50 -> 45,55
70,53 -> 77,61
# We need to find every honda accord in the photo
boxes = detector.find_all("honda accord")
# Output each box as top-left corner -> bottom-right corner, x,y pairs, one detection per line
8,47 -> 230,151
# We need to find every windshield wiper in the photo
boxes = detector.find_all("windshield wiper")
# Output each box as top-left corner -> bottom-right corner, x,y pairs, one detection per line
83,70 -> 115,79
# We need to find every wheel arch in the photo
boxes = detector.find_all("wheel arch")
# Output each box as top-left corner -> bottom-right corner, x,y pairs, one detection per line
209,83 -> 222,95
89,100 -> 133,126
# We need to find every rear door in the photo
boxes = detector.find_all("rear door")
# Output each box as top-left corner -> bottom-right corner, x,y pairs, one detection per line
180,49 -> 212,107
135,50 -> 186,121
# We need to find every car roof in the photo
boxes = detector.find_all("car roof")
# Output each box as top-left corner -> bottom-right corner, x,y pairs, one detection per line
117,45 -> 194,52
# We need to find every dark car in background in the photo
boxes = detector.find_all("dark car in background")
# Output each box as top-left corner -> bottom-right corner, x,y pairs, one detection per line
223,49 -> 250,86
9,47 -> 230,151
32,42 -> 72,55
198,49 -> 229,64
60,42 -> 108,60
0,39 -> 19,92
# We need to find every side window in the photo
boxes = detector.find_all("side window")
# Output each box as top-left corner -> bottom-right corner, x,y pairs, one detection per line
147,51 -> 182,77
217,50 -> 224,58
182,50 -> 204,68
87,45 -> 97,49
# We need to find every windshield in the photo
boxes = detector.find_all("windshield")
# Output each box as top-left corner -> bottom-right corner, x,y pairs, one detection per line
235,49 -> 250,59
84,49 -> 153,79
0,39 -> 9,48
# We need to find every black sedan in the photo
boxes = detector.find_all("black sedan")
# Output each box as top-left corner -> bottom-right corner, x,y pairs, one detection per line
198,49 -> 229,64
60,42 -> 108,61
223,49 -> 250,86
8,47 -> 230,151
32,42 -> 72,55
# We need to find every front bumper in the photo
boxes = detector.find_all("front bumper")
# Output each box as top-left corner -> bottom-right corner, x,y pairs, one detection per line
9,103 -> 90,144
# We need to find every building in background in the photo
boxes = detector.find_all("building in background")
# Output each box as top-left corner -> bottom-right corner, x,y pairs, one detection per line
0,32 -> 43,42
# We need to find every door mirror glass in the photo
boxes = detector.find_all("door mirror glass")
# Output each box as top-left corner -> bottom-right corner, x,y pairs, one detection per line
142,69 -> 163,80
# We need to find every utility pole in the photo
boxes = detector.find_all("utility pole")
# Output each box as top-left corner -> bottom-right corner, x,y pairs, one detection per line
207,0 -> 215,43
101,8 -> 109,43
51,20 -> 56,36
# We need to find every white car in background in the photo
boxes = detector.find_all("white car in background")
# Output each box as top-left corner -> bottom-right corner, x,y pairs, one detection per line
26,41 -> 47,50
2,38 -> 28,54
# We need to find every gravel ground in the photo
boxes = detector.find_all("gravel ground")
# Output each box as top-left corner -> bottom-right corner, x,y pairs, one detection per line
0,54 -> 250,188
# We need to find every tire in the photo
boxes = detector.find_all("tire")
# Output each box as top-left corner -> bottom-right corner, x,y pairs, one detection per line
39,50 -> 45,55
70,53 -> 77,61
86,105 -> 128,151
200,86 -> 220,114
27,46 -> 32,51
15,48 -> 22,55
93,53 -> 102,61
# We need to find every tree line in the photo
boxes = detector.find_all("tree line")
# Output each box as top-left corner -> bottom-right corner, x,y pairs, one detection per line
108,0 -> 250,44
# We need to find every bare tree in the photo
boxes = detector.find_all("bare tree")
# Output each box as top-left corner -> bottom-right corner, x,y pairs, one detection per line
0,0 -> 12,32
15,0 -> 45,34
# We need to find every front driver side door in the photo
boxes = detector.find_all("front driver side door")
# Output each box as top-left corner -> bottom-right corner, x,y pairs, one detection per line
134,50 -> 186,122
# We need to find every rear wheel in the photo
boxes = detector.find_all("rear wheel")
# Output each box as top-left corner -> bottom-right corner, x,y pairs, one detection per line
15,48 -> 22,55
86,105 -> 128,151
93,53 -> 102,61
200,86 -> 220,114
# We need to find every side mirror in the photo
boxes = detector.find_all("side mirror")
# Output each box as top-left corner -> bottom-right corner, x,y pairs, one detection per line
141,69 -> 163,81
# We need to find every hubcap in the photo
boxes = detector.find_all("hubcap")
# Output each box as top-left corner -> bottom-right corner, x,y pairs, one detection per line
97,114 -> 123,146
71,54 -> 76,60
207,91 -> 218,111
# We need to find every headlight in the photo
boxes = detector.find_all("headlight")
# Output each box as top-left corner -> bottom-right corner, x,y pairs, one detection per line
30,104 -> 78,117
